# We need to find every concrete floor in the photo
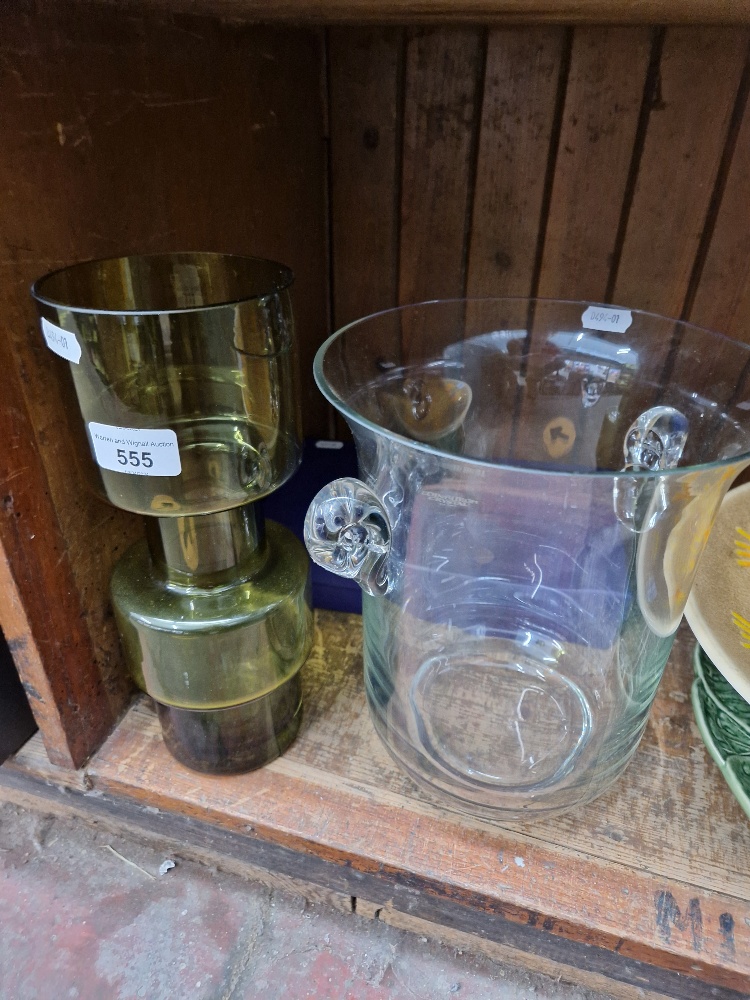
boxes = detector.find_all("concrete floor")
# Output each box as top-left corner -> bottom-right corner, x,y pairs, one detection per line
0,800 -> 617,1000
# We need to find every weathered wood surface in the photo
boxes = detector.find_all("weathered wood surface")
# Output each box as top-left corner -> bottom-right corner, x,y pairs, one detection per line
0,760 -> 677,1000
611,27 -> 749,318
0,508 -> 115,769
689,63 -> 750,339
398,26 -> 483,360
5,611 -> 750,998
328,27 -> 403,437
329,23 -> 750,340
537,26 -> 652,302
46,0 -> 750,26
329,27 -> 402,330
465,26 -> 565,301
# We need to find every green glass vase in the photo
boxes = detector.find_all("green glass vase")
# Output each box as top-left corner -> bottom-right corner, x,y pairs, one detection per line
32,252 -> 313,773
112,503 -> 311,773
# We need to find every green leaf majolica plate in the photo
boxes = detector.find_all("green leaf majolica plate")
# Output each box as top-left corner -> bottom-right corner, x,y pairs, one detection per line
691,643 -> 750,820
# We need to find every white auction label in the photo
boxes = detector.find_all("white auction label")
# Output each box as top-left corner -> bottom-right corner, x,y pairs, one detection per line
41,317 -> 81,364
88,422 -> 182,477
581,305 -> 632,334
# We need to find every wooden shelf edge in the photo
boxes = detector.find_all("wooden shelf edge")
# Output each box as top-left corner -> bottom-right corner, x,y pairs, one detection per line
0,758 -> 670,1000
1,728 -> 747,1000
54,0 -> 750,25
3,609 -> 747,1000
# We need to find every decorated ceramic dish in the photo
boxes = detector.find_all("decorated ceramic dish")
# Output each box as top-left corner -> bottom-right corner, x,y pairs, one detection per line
686,483 -> 750,817
685,481 -> 750,704
691,643 -> 750,820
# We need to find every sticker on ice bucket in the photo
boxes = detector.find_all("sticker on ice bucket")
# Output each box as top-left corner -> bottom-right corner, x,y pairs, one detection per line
41,318 -> 81,364
88,422 -> 181,476
581,306 -> 632,334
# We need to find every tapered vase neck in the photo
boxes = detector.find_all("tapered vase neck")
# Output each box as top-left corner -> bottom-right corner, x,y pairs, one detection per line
146,502 -> 266,588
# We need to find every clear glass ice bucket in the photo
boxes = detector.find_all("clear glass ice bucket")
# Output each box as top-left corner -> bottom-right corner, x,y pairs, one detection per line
304,299 -> 750,820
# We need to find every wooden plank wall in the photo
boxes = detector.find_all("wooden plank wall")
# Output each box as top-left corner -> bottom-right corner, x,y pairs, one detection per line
4,10 -> 750,763
329,25 -> 750,337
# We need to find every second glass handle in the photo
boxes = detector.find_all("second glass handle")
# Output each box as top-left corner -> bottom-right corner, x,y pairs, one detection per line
614,405 -> 689,531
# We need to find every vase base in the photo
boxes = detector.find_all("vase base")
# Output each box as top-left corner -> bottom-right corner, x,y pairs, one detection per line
155,672 -> 303,775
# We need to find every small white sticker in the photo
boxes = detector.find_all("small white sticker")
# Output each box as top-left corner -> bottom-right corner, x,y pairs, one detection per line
41,317 -> 81,364
581,306 -> 632,334
88,422 -> 181,477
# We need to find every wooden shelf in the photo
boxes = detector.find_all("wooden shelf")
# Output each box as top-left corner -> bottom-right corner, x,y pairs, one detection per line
3,609 -> 750,999
5,8 -> 750,769
2,19 -> 749,998
75,0 -> 750,25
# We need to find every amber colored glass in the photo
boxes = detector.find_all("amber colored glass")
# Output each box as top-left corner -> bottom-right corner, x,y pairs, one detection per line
32,253 -> 312,774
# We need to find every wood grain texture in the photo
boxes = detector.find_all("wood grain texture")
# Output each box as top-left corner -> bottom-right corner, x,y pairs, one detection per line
537,26 -> 652,302
689,74 -> 750,342
329,27 -> 403,327
465,27 -> 565,299
0,499 -> 112,770
0,5 -> 329,436
0,7 -> 329,762
7,612 -> 748,997
612,27 -> 749,317
328,26 -> 403,437
398,27 -> 484,348
0,284 -> 128,765
0,767 -> 676,1000
45,0 -> 750,27
0,768 -> 357,917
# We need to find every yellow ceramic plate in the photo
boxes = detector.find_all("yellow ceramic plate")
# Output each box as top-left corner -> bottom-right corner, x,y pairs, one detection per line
685,482 -> 750,704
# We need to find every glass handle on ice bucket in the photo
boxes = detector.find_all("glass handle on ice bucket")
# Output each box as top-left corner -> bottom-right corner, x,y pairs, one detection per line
304,477 -> 392,596
622,406 -> 689,473
614,405 -> 689,530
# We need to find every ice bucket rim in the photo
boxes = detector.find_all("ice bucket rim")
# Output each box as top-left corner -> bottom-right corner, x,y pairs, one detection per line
313,296 -> 750,481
